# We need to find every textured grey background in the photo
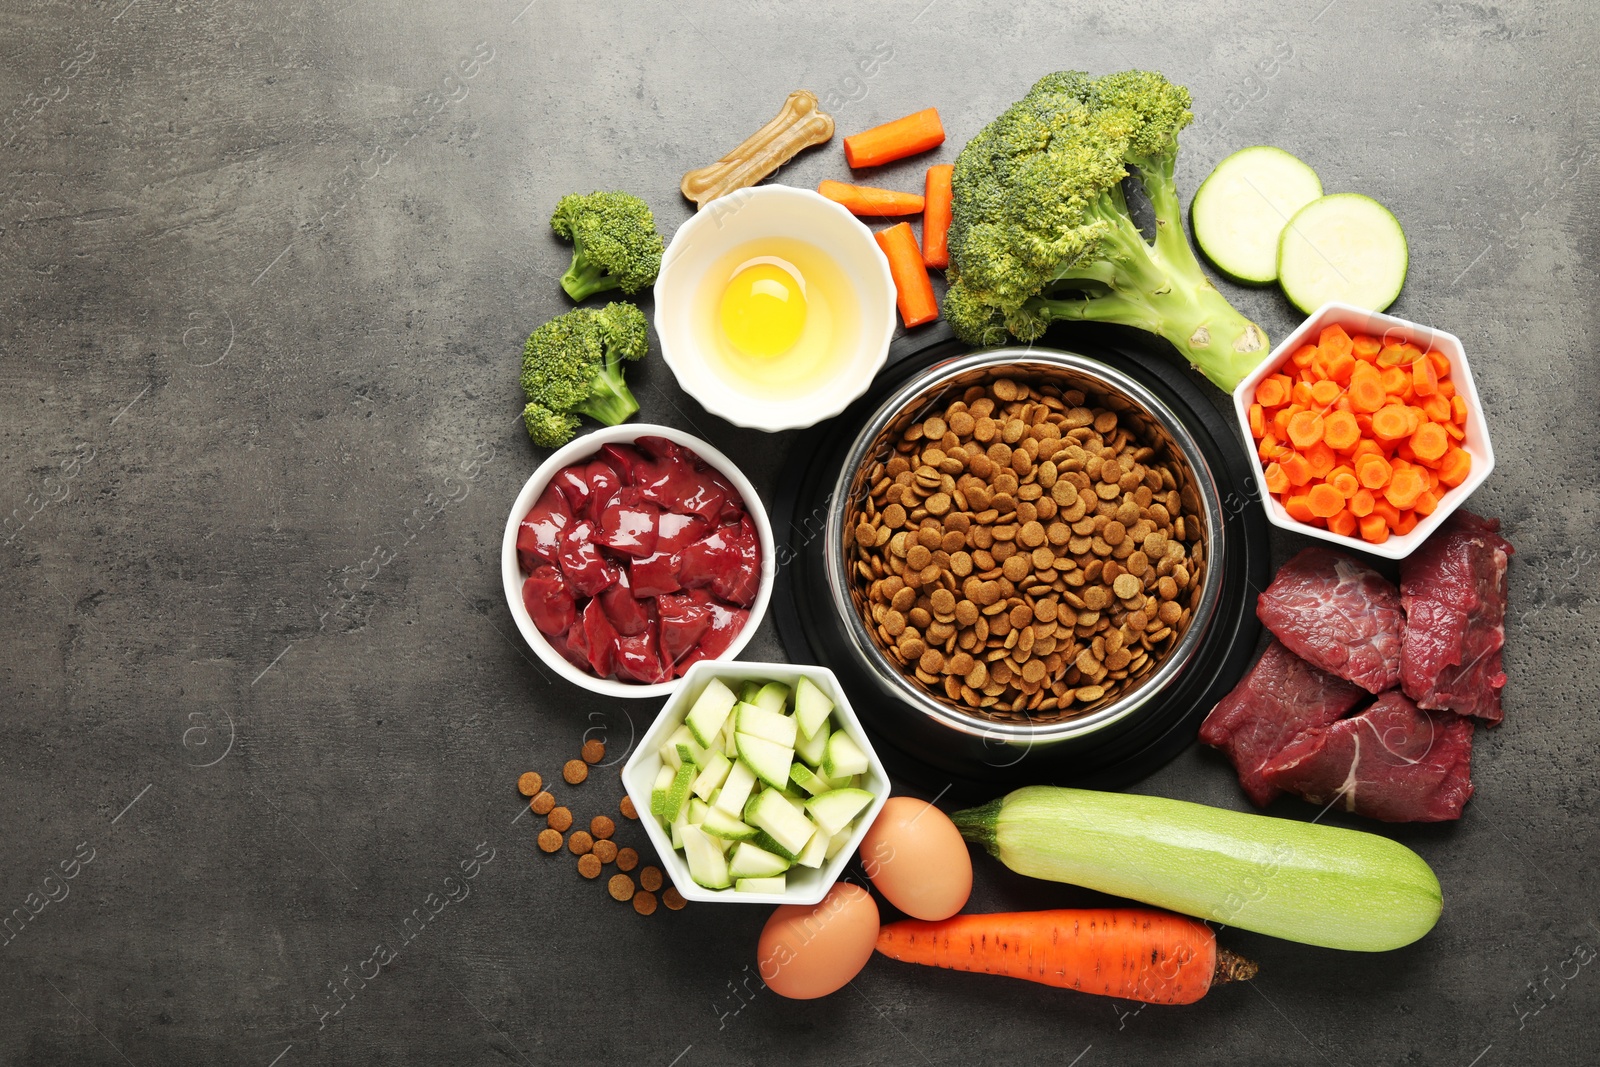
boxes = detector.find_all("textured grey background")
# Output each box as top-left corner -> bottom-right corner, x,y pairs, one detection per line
2,0 -> 1598,1064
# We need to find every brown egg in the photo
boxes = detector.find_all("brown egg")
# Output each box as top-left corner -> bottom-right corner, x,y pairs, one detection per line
859,796 -> 972,921
757,883 -> 879,999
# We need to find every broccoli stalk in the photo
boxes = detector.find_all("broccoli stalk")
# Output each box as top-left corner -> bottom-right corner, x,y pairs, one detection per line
551,191 -> 664,303
944,71 -> 1268,391
520,302 -> 648,447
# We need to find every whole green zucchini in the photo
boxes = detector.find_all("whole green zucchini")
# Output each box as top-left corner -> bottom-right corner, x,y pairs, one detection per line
953,786 -> 1441,952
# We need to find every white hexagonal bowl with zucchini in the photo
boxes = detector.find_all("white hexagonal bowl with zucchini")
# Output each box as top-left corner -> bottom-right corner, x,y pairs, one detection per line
622,660 -> 891,905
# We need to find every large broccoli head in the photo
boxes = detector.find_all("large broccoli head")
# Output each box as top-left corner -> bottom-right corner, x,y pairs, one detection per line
945,70 -> 1267,390
520,301 -> 647,447
551,191 -> 664,302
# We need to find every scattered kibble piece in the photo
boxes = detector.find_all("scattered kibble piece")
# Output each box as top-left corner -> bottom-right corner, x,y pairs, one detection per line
517,772 -> 543,796
568,830 -> 594,855
619,796 -> 638,820
590,815 -> 615,840
563,759 -> 589,785
592,839 -> 618,864
608,874 -> 636,902
581,739 -> 605,764
577,853 -> 602,879
639,866 -> 664,893
548,806 -> 573,832
662,887 -> 687,911
633,890 -> 658,916
616,847 -> 639,872
537,828 -> 563,853
531,791 -> 555,815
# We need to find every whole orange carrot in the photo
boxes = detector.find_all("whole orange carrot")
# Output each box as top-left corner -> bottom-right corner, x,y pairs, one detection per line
844,108 -> 945,168
875,908 -> 1256,1005
874,222 -> 938,328
921,164 -> 953,268
817,179 -> 924,217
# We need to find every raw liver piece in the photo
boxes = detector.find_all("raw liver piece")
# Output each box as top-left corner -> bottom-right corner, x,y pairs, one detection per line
1256,547 -> 1405,693
521,565 -> 576,638
516,485 -> 569,573
1400,510 -> 1514,724
1261,690 -> 1475,822
1199,640 -> 1368,807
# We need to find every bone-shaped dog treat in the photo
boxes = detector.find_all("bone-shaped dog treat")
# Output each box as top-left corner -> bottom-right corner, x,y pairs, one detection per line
681,90 -> 835,209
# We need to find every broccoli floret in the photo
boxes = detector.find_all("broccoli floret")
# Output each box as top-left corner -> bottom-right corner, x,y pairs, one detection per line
551,191 -> 664,302
945,70 -> 1268,390
520,302 -> 647,447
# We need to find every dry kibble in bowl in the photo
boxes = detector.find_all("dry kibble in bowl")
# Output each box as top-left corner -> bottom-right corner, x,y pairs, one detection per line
846,376 -> 1206,724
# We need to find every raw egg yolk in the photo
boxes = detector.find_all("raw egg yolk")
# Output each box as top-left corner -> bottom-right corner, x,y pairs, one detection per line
718,263 -> 806,359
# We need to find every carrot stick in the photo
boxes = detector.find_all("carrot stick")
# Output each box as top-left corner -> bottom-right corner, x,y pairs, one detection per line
844,107 -> 945,168
817,179 -> 925,217
874,908 -> 1255,1005
922,164 -> 954,268
875,222 -> 939,328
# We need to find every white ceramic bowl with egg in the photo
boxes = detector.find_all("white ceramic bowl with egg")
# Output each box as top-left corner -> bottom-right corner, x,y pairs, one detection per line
653,185 -> 897,431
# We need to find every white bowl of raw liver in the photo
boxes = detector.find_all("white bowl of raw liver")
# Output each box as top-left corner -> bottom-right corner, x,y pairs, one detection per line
502,425 -> 775,698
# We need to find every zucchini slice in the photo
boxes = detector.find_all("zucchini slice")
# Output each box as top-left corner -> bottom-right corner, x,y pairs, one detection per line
1277,193 -> 1408,313
1192,146 -> 1324,285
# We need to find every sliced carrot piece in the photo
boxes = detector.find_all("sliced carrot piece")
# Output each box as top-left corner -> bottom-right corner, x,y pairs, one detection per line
1352,438 -> 1384,460
1291,381 -> 1315,407
1377,343 -> 1408,367
1290,344 -> 1319,369
1310,379 -> 1341,407
1349,487 -> 1376,517
1429,351 -> 1451,377
1328,470 -> 1360,498
1385,467 -> 1428,510
1413,489 -> 1440,517
1352,334 -> 1381,359
1323,410 -> 1361,451
1263,461 -> 1289,495
1394,509 -> 1419,536
1372,498 -> 1402,529
1379,366 -> 1410,396
1322,352 -> 1355,383
1349,374 -> 1386,413
1411,422 -> 1449,462
1444,421 -> 1465,441
1287,410 -> 1324,448
1437,377 -> 1457,399
1359,514 -> 1389,543
1328,508 -> 1358,538
1318,324 -> 1353,359
1307,483 -> 1344,518
1255,377 -> 1287,408
1272,406 -> 1297,437
1248,402 -> 1265,439
1284,494 -> 1317,524
1304,442 -> 1336,479
1411,357 -> 1437,397
1371,404 -> 1412,443
1280,452 -> 1313,487
1439,447 -> 1472,487
1356,454 -> 1393,489
1421,394 -> 1452,423
1451,395 -> 1468,424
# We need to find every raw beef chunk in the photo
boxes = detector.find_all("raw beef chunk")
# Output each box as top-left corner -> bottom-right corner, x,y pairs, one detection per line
1256,547 -> 1404,693
1200,640 -> 1368,806
1400,510 -> 1513,724
1261,691 -> 1475,822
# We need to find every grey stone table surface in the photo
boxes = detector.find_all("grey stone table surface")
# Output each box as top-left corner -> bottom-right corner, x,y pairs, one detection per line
3,0 -> 1597,1064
